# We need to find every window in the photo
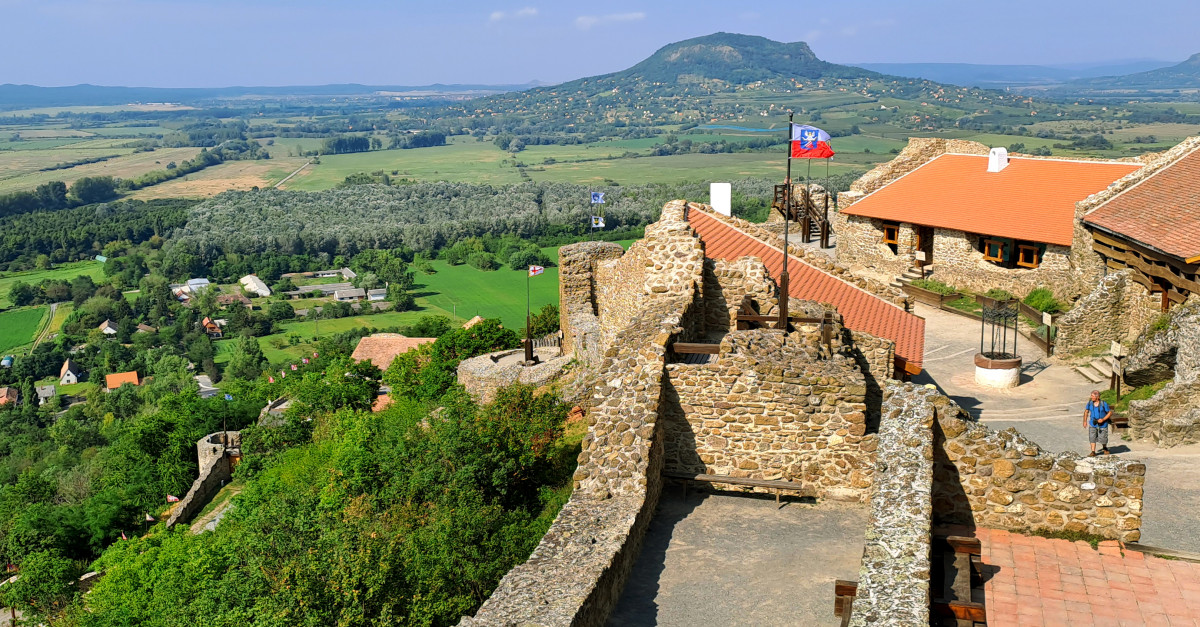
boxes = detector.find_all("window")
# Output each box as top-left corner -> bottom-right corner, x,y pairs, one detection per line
982,239 -> 1005,262
1017,245 -> 1040,268
882,222 -> 900,255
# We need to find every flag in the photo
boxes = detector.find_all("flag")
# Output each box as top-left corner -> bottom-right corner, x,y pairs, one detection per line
528,265 -> 545,277
120,531 -> 127,540
268,376 -> 275,384
591,215 -> 605,228
302,358 -> 309,364
145,513 -> 155,522
224,394 -> 233,401
790,124 -> 835,159
590,191 -> 605,204
313,352 -> 319,358
167,494 -> 180,503
291,364 -> 298,371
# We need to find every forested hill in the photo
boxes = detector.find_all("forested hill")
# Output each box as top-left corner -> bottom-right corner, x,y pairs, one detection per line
1068,53 -> 1200,90
606,32 -> 878,84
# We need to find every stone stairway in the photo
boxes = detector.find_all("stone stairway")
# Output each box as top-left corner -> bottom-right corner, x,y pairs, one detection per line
890,265 -> 934,290
1074,357 -> 1115,385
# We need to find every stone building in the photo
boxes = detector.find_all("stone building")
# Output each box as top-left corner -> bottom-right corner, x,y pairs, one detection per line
1082,136 -> 1200,311
834,138 -> 1141,299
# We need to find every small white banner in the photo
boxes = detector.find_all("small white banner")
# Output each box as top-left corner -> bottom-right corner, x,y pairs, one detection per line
710,182 -> 731,216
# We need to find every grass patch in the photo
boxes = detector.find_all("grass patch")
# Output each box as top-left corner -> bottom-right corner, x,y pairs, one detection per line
1100,381 -> 1169,414
908,279 -> 958,295
0,307 -> 48,354
945,296 -> 981,314
0,260 -> 107,309
1029,527 -> 1106,550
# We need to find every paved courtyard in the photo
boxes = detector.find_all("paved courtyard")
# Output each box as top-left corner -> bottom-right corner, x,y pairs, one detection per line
610,490 -> 865,627
912,302 -> 1200,552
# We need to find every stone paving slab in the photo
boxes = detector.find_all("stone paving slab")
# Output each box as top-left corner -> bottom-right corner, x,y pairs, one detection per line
979,528 -> 1200,627
609,491 -> 866,627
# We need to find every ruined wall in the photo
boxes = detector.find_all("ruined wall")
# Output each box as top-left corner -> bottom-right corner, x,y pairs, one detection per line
930,229 -> 1076,299
559,241 -> 625,369
830,214 -> 916,279
1127,298 -> 1200,447
457,348 -> 571,404
1056,269 -> 1160,355
848,384 -> 936,627
931,398 -> 1144,542
165,431 -> 241,529
702,256 -> 780,333
460,201 -> 704,627
849,330 -> 894,429
661,328 -> 876,501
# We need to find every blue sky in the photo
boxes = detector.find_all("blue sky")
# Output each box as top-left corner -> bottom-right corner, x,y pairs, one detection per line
2,0 -> 1197,87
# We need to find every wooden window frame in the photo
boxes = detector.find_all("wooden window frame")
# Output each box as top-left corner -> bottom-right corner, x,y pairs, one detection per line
982,239 -> 1005,262
882,224 -> 900,245
1016,244 -> 1040,269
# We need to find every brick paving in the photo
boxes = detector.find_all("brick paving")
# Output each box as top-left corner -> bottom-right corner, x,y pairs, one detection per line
978,528 -> 1200,626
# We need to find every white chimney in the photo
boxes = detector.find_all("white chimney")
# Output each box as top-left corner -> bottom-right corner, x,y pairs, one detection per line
710,182 -> 732,216
987,147 -> 1009,172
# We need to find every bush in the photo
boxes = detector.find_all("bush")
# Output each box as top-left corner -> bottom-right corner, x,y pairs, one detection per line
908,279 -> 958,295
467,251 -> 498,271
507,247 -> 551,270
984,288 -> 1015,301
1023,287 -> 1063,314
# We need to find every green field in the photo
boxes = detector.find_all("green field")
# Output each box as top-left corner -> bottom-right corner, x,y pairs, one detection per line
0,260 -> 107,309
0,307 -> 48,354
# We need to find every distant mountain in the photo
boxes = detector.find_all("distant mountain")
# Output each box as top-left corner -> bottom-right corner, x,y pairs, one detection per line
0,82 -> 541,110
853,60 -> 1174,87
1071,53 -> 1200,90
607,32 -> 878,84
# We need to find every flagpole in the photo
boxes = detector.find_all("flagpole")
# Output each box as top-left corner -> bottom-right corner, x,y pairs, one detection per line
778,112 -> 791,331
524,269 -> 534,363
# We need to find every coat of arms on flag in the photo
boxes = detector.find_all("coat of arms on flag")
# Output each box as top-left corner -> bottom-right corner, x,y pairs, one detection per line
591,215 -> 605,228
291,364 -> 298,371
302,358 -> 309,364
590,191 -> 605,204
528,265 -> 545,277
790,124 -> 835,159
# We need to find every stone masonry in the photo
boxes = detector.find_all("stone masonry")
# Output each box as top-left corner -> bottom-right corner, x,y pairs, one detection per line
1127,298 -> 1200,447
1056,269 -> 1160,355
165,431 -> 241,529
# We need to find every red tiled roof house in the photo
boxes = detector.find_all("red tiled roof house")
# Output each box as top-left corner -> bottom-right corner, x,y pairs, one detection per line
1082,136 -> 1200,311
835,138 -> 1141,299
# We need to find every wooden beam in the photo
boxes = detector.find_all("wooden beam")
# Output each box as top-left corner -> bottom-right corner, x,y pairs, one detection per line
672,343 -> 720,355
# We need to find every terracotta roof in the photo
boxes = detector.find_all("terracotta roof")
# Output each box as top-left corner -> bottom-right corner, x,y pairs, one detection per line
688,209 -> 926,370
105,371 -> 140,390
1083,144 -> 1200,261
371,394 -> 394,413
0,387 -> 16,405
842,154 -> 1140,246
462,315 -> 485,329
350,334 -> 436,370
60,359 -> 79,378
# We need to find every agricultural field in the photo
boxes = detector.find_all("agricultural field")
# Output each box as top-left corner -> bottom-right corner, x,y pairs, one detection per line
129,156 -> 310,199
0,260 -> 107,309
0,307 -> 48,354
0,146 -> 202,194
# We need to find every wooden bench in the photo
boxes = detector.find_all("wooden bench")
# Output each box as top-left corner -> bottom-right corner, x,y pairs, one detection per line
664,471 -> 815,504
1111,413 -> 1129,429
671,342 -> 720,355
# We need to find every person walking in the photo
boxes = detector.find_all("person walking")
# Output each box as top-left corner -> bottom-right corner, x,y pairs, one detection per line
1083,390 -> 1113,456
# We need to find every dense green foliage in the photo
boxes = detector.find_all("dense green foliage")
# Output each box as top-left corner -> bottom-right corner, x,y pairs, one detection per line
383,318 -> 520,401
908,279 -> 959,295
1022,288 -> 1064,314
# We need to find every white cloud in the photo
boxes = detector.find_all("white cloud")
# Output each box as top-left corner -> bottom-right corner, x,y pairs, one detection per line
489,6 -> 538,22
574,11 -> 645,30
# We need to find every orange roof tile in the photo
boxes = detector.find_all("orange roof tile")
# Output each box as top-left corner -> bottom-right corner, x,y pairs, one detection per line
688,210 -> 926,370
842,154 -> 1140,247
105,371 -> 140,390
1084,144 -> 1200,260
350,334 -> 437,370
371,394 -> 394,413
0,387 -> 17,405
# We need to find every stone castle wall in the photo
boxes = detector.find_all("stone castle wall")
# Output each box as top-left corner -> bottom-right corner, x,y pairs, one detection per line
1128,298 -> 1200,447
702,257 -> 780,333
165,431 -> 240,529
559,241 -> 625,369
1056,270 -> 1160,355
930,397 -> 1144,542
929,229 -> 1075,299
661,329 -> 876,502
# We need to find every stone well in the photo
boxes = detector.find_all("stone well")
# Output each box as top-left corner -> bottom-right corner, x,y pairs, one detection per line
974,353 -> 1022,388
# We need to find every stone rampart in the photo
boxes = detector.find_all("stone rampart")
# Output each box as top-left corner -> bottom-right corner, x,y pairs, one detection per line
1127,298 -> 1200,446
1056,270 -> 1160,355
702,256 -> 779,333
661,328 -> 876,501
930,399 -> 1144,542
847,383 -> 936,627
559,241 -> 625,368
457,348 -> 571,404
165,431 -> 241,529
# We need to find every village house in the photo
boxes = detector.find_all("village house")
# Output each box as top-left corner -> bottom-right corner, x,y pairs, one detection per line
105,371 -> 141,391
0,387 -> 17,407
367,288 -> 387,301
136,323 -> 157,334
98,319 -> 118,335
60,359 -> 81,385
350,333 -> 437,370
35,385 -> 56,406
334,288 -> 366,302
200,317 -> 223,339
1082,136 -> 1200,311
0,356 -> 12,369
217,292 -> 252,308
834,139 -> 1142,299
238,274 -> 271,297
